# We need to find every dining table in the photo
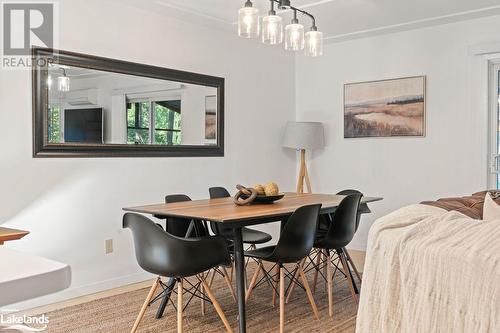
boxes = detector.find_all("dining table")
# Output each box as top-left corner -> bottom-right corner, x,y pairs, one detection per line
0,226 -> 29,245
123,192 -> 382,333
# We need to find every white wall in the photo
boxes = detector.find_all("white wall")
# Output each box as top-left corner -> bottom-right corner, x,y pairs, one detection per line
295,15 -> 500,250
0,0 -> 296,308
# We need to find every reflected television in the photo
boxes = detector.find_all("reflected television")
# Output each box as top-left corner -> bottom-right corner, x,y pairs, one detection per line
64,108 -> 103,143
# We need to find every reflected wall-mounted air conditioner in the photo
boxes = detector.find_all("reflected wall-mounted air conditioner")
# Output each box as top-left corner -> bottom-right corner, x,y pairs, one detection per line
67,88 -> 98,106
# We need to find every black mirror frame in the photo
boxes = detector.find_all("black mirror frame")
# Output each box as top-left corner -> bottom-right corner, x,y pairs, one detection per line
32,48 -> 224,158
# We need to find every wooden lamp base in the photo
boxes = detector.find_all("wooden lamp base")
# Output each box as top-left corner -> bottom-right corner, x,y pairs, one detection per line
296,149 -> 312,193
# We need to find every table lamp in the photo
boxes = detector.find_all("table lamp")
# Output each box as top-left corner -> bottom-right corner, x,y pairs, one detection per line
282,121 -> 325,193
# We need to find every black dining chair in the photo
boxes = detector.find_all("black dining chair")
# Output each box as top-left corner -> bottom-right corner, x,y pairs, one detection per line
162,194 -> 208,238
335,189 -> 369,284
308,189 -> 367,297
123,213 -> 233,333
209,187 -> 273,284
311,194 -> 362,317
244,204 -> 322,333
208,187 -> 273,247
154,194 -> 236,319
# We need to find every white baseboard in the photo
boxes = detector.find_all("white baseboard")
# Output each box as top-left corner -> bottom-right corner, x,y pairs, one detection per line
5,271 -> 154,312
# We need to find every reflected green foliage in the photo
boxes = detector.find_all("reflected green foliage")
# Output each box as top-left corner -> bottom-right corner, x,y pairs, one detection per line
127,100 -> 181,145
48,105 -> 61,143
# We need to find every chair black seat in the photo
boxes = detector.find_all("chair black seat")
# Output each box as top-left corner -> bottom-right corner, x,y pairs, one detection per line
244,245 -> 276,260
240,227 -> 273,244
217,227 -> 271,244
314,232 -> 345,250
244,204 -> 322,264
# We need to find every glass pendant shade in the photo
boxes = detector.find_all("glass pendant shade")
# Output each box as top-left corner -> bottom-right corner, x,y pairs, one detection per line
285,23 -> 305,51
304,30 -> 323,56
262,15 -> 283,44
57,75 -> 70,92
238,6 -> 259,38
47,75 -> 53,90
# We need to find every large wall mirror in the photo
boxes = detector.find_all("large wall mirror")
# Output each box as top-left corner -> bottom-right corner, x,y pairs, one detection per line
32,48 -> 224,157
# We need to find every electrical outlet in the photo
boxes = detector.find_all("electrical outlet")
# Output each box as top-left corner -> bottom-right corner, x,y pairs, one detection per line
105,239 -> 113,254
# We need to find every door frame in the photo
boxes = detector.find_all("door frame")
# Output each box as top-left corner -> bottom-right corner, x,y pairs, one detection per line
488,59 -> 500,188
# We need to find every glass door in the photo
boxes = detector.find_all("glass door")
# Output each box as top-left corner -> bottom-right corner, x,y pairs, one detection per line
489,63 -> 500,189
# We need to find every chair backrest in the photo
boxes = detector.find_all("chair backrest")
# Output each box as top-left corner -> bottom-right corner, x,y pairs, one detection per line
123,213 -> 228,278
336,189 -> 369,231
208,187 -> 233,237
337,189 -> 361,196
272,204 -> 322,263
209,187 -> 231,199
326,193 -> 362,248
165,194 -> 207,237
123,212 -> 177,276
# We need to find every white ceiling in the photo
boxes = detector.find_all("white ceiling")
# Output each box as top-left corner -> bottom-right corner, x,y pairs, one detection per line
119,0 -> 500,43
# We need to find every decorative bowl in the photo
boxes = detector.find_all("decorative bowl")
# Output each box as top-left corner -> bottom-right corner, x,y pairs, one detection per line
240,193 -> 285,204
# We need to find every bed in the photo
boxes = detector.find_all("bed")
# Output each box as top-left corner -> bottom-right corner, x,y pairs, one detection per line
356,191 -> 500,333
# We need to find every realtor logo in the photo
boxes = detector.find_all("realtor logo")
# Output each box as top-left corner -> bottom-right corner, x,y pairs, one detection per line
0,309 -> 49,332
1,1 -> 58,69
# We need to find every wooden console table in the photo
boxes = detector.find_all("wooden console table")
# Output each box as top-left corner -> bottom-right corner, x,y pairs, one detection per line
0,227 -> 29,245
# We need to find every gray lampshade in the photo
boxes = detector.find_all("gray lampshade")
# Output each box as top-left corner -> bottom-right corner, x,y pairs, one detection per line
282,121 -> 325,150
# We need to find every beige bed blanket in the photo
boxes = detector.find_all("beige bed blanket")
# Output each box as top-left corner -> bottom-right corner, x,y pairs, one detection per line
356,204 -> 500,333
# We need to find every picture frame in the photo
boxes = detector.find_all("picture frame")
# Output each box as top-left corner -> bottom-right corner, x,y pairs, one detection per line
344,76 -> 426,138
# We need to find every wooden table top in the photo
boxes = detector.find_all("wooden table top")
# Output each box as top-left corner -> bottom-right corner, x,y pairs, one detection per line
0,227 -> 29,244
123,192 -> 383,223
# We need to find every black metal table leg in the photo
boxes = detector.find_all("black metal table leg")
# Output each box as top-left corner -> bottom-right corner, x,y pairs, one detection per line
233,227 -> 246,333
156,278 -> 175,318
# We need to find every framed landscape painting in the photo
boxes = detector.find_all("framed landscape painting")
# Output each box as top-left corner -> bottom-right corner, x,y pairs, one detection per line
205,95 -> 217,140
344,76 -> 426,138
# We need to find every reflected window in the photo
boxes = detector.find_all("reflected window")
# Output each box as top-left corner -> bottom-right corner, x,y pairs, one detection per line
48,104 -> 62,143
127,101 -> 150,144
154,100 -> 181,145
126,99 -> 181,145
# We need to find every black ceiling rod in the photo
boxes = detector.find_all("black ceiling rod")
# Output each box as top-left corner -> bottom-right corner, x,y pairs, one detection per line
270,0 -> 317,29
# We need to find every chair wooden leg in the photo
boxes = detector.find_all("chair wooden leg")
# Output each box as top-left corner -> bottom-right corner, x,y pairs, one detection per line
177,279 -> 184,333
199,273 -> 206,316
298,265 -> 319,320
322,249 -> 328,292
209,268 -> 217,288
279,266 -> 285,333
344,247 -> 362,282
130,277 -> 160,333
285,259 -> 304,303
339,251 -> 359,304
221,266 -> 237,302
272,265 -> 280,307
312,249 -> 322,294
229,260 -> 235,282
200,278 -> 234,333
245,260 -> 262,303
327,250 -> 333,317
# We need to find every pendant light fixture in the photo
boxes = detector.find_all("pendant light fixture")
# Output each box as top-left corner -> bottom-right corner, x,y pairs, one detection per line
237,0 -> 323,56
57,68 -> 70,92
285,10 -> 304,51
278,0 -> 291,9
262,1 -> 283,45
47,75 -> 53,90
238,0 -> 259,38
304,22 -> 323,57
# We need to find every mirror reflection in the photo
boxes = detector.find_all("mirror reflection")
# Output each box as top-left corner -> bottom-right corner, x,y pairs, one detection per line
46,64 -> 218,146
